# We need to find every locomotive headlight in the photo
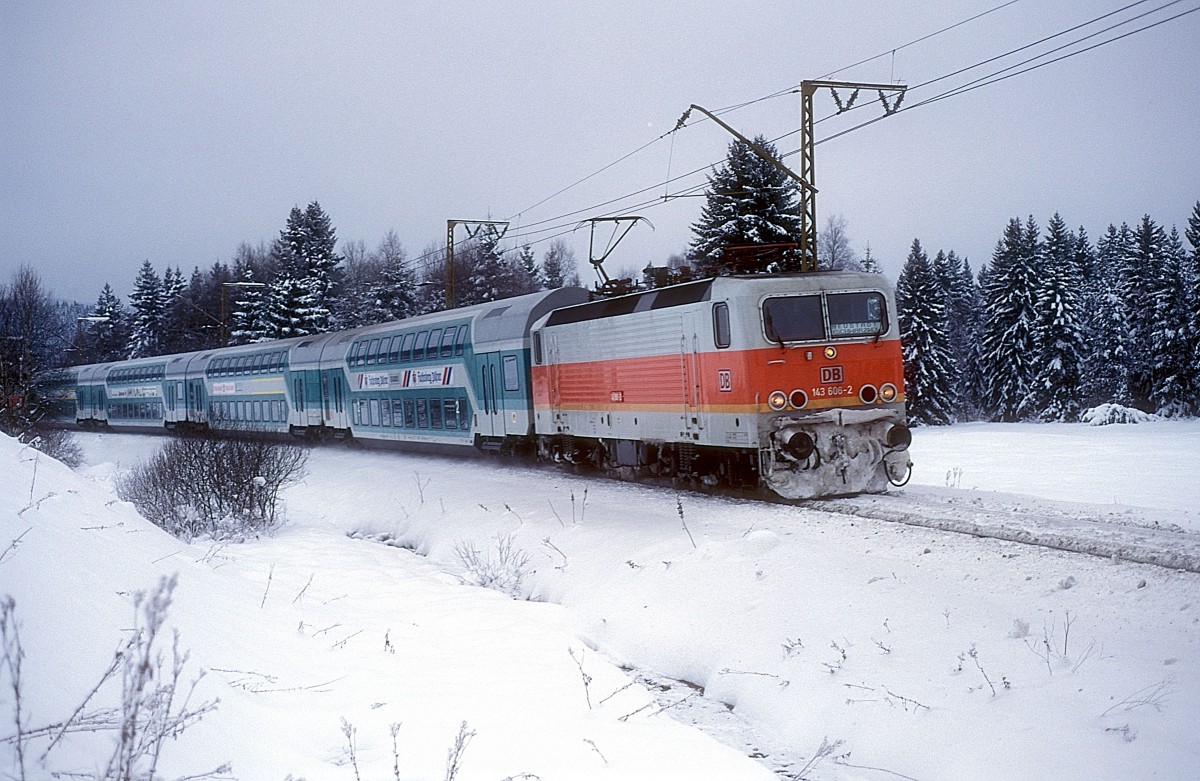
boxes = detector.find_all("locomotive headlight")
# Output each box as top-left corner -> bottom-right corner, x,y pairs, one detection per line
880,383 -> 898,402
823,346 -> 838,359
768,390 -> 788,410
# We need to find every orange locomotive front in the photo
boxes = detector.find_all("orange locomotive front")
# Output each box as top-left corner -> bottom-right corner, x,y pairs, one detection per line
531,272 -> 912,499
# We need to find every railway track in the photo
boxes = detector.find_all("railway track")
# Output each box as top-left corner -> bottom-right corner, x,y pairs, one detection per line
795,488 -> 1200,573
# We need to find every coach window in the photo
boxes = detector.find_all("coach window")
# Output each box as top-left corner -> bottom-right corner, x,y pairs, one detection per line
414,331 -> 429,361
403,398 -> 416,428
253,354 -> 265,374
826,292 -> 888,338
713,302 -> 731,349
351,341 -> 367,367
443,399 -> 459,430
367,338 -> 381,365
763,295 -> 825,343
381,398 -> 392,426
440,328 -> 456,357
369,398 -> 381,427
428,330 -> 442,360
378,337 -> 393,364
387,337 -> 401,364
400,332 -> 416,362
391,400 -> 404,427
454,325 -> 469,355
430,396 -> 443,429
502,354 -> 520,392
416,398 -> 429,428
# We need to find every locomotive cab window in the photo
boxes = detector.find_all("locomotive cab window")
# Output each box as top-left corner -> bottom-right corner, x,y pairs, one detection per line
763,295 -> 824,343
827,292 -> 888,338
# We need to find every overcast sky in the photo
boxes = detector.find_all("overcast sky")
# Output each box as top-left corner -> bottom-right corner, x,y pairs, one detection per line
3,1 -> 1198,304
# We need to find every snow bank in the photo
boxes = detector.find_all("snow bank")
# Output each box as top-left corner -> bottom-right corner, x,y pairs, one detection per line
0,433 -> 774,779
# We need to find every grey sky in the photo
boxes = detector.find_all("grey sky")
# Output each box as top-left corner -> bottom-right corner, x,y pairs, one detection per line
3,1 -> 1197,304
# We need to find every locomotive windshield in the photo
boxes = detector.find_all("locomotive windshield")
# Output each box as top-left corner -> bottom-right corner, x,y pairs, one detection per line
827,292 -> 888,337
763,295 -> 823,342
762,291 -> 888,342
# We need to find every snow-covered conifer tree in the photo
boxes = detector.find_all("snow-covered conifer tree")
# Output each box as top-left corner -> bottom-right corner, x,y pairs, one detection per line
1185,202 -> 1200,410
1084,224 -> 1133,406
88,283 -> 130,363
541,239 -> 580,289
860,244 -> 882,274
896,239 -> 955,425
688,136 -> 803,274
1124,215 -> 1169,408
940,251 -> 983,420
367,231 -> 418,323
228,268 -> 271,345
462,226 -> 519,306
1025,214 -> 1086,421
268,202 -> 343,337
980,217 -> 1042,420
1146,227 -> 1195,415
127,260 -> 166,358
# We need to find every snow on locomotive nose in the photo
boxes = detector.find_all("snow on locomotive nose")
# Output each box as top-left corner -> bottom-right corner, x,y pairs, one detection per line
531,271 -> 913,499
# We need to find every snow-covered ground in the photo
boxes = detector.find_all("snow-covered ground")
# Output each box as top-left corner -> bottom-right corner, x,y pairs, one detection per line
2,419 -> 1199,780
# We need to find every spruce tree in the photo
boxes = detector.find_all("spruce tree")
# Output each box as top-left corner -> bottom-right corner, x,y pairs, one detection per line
367,231 -> 418,323
896,239 -> 955,425
941,251 -> 983,420
541,239 -> 580,288
1085,224 -> 1133,406
1185,202 -> 1200,409
127,260 -> 166,358
860,244 -> 882,274
228,268 -> 271,345
269,202 -> 343,336
1125,215 -> 1168,408
688,136 -> 803,274
88,284 -> 130,363
1026,214 -> 1086,421
980,218 -> 1042,421
461,227 -> 520,306
1146,227 -> 1194,415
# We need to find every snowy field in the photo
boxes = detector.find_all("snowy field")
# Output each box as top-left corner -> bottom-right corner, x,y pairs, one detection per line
2,419 -> 1199,780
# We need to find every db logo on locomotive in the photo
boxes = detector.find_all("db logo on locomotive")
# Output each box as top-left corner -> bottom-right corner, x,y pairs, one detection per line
819,365 -> 844,384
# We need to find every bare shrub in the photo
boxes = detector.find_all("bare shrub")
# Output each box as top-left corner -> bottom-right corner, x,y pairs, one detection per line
1,576 -> 228,779
23,427 -> 84,468
454,534 -> 533,599
117,431 -> 308,541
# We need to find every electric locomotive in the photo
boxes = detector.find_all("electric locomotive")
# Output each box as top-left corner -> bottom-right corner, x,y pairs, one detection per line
529,271 -> 912,498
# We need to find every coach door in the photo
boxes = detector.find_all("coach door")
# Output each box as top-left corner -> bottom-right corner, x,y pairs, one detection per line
477,352 -> 502,438
186,379 -> 205,424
